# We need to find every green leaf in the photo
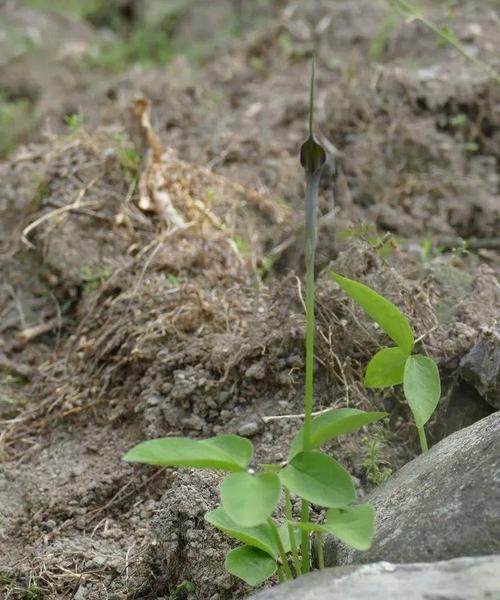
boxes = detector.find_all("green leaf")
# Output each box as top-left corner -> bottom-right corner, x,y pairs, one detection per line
225,545 -> 277,586
325,503 -> 375,550
331,272 -> 414,355
279,451 -> 355,508
289,408 -> 388,460
123,434 -> 253,472
220,472 -> 281,527
403,355 -> 441,428
286,503 -> 375,551
205,508 -> 277,558
364,346 -> 407,388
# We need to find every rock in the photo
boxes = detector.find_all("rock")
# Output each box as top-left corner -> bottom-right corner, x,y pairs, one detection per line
248,556 -> 500,600
237,417 -> 262,437
245,361 -> 266,379
442,381 -> 492,436
324,412 -> 500,566
459,324 -> 500,409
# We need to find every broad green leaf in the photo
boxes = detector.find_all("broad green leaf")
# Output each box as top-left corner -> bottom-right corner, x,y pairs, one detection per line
221,472 -> 281,527
325,503 -> 375,550
279,451 -> 355,508
404,355 -> 441,427
289,408 -> 388,460
205,508 -> 277,558
364,346 -> 407,388
286,503 -> 375,551
331,272 -> 414,355
123,434 -> 253,472
225,545 -> 277,586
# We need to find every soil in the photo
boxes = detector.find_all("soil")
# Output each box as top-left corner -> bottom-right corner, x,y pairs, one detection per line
0,1 -> 499,599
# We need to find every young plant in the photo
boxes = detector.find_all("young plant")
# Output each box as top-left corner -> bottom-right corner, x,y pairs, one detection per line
123,61 -> 387,588
389,0 -> 500,84
361,431 -> 392,486
331,272 -> 441,453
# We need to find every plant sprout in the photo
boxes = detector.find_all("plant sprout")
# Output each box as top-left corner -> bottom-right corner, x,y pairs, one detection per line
123,60 -> 386,587
389,0 -> 500,84
332,272 -> 441,453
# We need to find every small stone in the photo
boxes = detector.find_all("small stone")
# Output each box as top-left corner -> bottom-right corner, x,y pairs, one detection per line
180,415 -> 206,430
244,361 -> 266,379
237,418 -> 261,437
91,556 -> 107,567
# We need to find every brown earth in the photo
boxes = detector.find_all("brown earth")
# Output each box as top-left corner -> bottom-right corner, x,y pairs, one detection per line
0,1 -> 499,599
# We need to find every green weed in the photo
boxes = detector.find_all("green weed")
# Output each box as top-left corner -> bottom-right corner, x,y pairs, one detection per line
122,58 -> 444,589
361,431 -> 392,486
65,113 -> 82,136
123,60 -> 386,587
84,9 -> 185,72
389,0 -> 500,82
170,580 -> 195,599
332,272 -> 442,453
81,264 -> 112,293
0,92 -> 33,157
113,132 -> 142,177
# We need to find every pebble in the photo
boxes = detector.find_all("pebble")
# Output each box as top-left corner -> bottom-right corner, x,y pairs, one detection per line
237,418 -> 261,437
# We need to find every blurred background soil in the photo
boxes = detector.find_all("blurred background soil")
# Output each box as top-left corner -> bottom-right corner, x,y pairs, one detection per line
0,1 -> 499,598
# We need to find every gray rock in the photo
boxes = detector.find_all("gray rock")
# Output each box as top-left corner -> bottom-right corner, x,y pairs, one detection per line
238,417 -> 262,437
443,381 -> 492,436
460,324 -> 500,409
325,411 -> 500,566
248,556 -> 500,600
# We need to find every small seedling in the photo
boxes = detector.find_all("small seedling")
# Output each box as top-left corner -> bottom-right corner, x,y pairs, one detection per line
170,580 -> 195,599
389,0 -> 500,83
123,60 -> 387,587
112,132 -> 142,177
80,263 -> 112,293
361,431 -> 392,486
332,272 -> 441,453
65,113 -> 82,136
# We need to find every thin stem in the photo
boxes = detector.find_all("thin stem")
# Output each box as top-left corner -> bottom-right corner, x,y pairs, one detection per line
284,489 -> 302,577
302,237 -> 316,450
300,499 -> 310,573
309,56 -> 315,135
316,532 -> 325,570
418,425 -> 429,453
277,567 -> 285,583
393,0 -> 500,83
267,518 -> 293,580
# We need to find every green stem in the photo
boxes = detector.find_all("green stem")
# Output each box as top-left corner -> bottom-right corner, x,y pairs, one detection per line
277,567 -> 285,583
300,499 -> 310,573
418,425 -> 429,453
267,518 -> 293,580
393,0 -> 500,83
299,239 -> 315,576
284,489 -> 302,577
302,246 -> 315,450
316,532 -> 325,570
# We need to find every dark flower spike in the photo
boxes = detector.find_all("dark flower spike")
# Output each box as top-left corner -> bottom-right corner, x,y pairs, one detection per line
300,56 -> 326,267
300,56 -> 326,176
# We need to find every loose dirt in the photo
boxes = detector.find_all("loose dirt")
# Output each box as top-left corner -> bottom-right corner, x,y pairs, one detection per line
1,1 -> 499,598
